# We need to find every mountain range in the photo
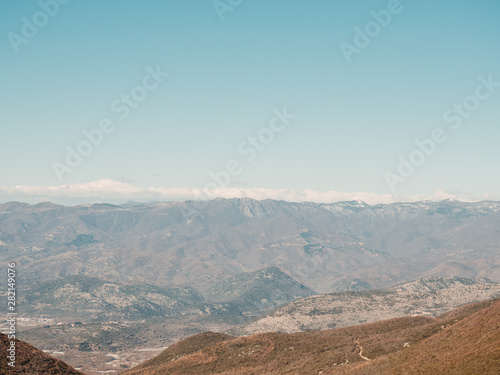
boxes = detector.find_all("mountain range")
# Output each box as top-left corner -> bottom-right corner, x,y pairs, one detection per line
1,198 -> 500,293
2,198 -> 500,373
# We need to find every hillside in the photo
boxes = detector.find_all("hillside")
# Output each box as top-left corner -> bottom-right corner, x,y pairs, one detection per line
0,332 -> 82,374
1,199 -> 500,293
3,268 -> 313,323
203,267 -> 315,313
231,276 -> 500,335
123,298 -> 500,375
3,275 -> 206,321
334,298 -> 500,375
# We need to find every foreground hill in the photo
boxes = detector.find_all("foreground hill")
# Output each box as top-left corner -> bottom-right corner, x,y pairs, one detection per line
124,298 -> 500,375
334,298 -> 500,375
2,199 -> 500,293
232,276 -> 500,335
0,332 -> 82,374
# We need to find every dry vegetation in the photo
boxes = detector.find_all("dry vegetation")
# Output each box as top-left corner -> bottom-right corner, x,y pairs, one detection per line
124,298 -> 500,375
340,298 -> 500,375
0,332 -> 83,374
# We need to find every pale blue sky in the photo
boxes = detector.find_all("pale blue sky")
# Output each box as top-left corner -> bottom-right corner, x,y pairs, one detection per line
1,0 -> 499,204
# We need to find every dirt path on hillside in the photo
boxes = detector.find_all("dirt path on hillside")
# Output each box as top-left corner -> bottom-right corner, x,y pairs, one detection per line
356,337 -> 372,361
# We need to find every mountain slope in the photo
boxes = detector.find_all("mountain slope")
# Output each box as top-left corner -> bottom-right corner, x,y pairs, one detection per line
127,332 -> 234,374
123,317 -> 437,375
123,298 -> 500,375
3,275 -> 207,321
5,268 -> 314,323
203,267 -> 315,313
335,298 -> 500,374
231,277 -> 500,335
0,332 -> 83,374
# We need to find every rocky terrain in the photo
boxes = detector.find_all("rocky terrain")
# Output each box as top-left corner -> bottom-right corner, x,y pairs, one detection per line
123,298 -> 500,375
4,275 -> 206,321
1,199 -> 500,293
0,267 -> 313,323
231,276 -> 500,335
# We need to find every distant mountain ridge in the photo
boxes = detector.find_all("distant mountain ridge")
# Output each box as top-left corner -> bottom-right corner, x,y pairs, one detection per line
1,198 -> 500,293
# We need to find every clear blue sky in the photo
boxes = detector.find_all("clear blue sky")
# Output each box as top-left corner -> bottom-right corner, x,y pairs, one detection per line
1,0 -> 499,204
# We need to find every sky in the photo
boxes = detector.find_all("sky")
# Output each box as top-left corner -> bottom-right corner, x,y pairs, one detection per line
1,0 -> 499,205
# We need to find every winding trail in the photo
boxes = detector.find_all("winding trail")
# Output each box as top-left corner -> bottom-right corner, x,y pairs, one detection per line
356,337 -> 372,361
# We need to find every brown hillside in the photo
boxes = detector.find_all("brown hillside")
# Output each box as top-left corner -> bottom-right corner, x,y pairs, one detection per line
0,332 -> 83,375
125,298 -> 500,375
337,298 -> 500,375
127,332 -> 235,374
125,316 -> 439,375
438,297 -> 500,321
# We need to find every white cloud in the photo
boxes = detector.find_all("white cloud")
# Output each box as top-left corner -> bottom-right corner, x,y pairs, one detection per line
0,179 -> 496,206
